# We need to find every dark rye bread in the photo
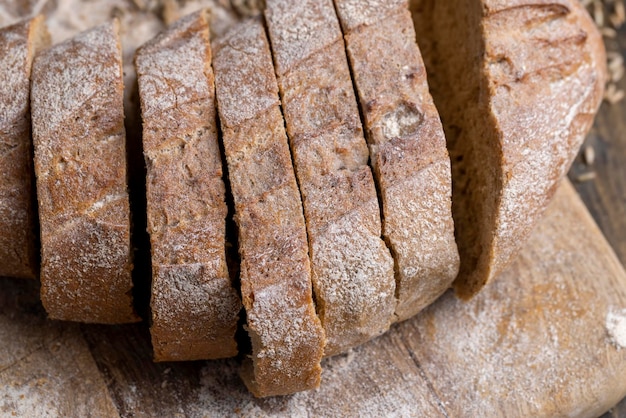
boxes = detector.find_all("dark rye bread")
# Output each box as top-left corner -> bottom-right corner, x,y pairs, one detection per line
264,0 -> 396,356
31,21 -> 139,323
334,0 -> 459,321
411,0 -> 606,298
213,18 -> 326,397
135,10 -> 241,361
0,16 -> 49,279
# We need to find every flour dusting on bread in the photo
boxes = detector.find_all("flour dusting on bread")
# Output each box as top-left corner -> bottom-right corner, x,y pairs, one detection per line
607,308 -> 626,349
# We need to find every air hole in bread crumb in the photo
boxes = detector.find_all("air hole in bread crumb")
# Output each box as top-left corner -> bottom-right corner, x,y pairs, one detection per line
380,102 -> 423,139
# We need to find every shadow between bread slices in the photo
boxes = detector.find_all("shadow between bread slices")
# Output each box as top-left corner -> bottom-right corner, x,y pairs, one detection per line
410,0 -> 606,298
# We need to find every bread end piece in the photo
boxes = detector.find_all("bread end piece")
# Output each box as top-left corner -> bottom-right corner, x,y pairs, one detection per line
413,0 -> 606,299
0,15 -> 50,279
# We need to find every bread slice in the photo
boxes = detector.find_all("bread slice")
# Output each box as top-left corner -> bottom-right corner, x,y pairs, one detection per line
31,20 -> 139,323
334,0 -> 460,321
264,0 -> 396,356
213,18 -> 326,397
0,16 -> 49,279
411,0 -> 606,297
135,10 -> 241,361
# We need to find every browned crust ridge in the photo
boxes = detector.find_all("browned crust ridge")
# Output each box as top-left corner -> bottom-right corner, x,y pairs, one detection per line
412,0 -> 606,298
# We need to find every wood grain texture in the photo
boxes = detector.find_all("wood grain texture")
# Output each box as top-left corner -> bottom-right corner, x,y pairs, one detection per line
0,278 -> 119,417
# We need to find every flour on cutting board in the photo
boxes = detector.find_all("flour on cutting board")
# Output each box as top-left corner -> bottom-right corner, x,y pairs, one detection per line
606,308 -> 626,349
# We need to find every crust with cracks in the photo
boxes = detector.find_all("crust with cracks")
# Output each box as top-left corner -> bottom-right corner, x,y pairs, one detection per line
334,0 -> 459,322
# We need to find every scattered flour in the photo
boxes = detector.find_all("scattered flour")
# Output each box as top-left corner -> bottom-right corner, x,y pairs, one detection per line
606,308 -> 626,349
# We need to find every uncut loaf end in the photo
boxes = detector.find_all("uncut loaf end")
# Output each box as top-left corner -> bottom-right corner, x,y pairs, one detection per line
411,0 -> 606,298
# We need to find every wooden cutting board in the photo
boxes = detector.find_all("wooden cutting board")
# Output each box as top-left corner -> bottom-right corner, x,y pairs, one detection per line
2,180 -> 626,418
1,1 -> 626,417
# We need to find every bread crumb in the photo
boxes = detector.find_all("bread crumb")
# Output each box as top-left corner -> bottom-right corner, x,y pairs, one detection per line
601,26 -> 617,37
606,309 -> 626,349
575,171 -> 597,182
604,83 -> 625,104
583,145 -> 596,165
612,0 -> 626,26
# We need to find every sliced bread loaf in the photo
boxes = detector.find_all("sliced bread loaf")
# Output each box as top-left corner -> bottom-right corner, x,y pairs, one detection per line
334,0 -> 460,321
135,10 -> 241,360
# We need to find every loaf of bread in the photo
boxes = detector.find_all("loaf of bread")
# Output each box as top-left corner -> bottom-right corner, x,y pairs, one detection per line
135,10 -> 241,360
31,20 -> 139,323
213,18 -> 326,397
264,0 -> 397,356
334,0 -> 460,321
0,16 -> 49,280
0,0 -> 606,398
411,0 -> 606,298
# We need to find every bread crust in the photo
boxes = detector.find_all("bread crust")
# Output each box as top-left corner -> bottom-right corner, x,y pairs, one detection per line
0,16 -> 49,279
135,10 -> 241,360
413,0 -> 606,297
31,20 -> 138,323
213,18 -> 325,397
265,0 -> 396,356
335,0 -> 460,321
